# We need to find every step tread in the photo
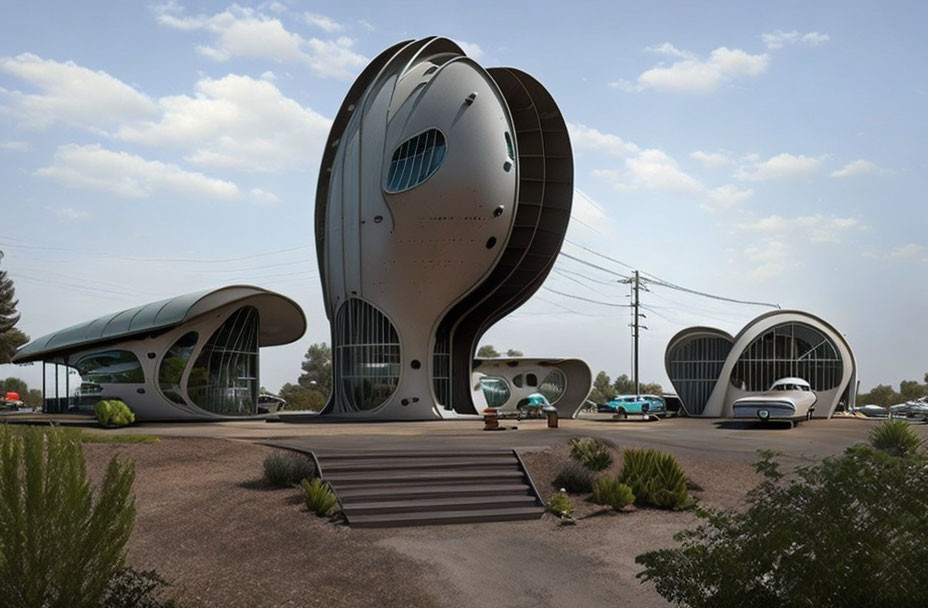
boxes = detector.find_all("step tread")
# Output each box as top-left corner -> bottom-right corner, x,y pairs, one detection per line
325,469 -> 525,484
321,457 -> 518,472
335,482 -> 532,500
347,506 -> 545,528
342,494 -> 538,513
316,450 -> 513,460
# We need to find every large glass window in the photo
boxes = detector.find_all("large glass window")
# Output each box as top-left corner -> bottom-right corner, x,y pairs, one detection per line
668,336 -> 732,415
433,331 -> 451,407
539,369 -> 567,404
158,331 -> 198,406
478,375 -> 511,408
335,299 -> 400,411
187,307 -> 259,416
729,323 -> 843,392
75,350 -> 144,384
385,129 -> 446,193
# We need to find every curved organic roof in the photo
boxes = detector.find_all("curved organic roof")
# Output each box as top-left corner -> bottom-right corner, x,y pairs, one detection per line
13,285 -> 306,363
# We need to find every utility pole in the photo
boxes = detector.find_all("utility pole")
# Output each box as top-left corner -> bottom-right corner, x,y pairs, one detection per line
633,270 -> 639,398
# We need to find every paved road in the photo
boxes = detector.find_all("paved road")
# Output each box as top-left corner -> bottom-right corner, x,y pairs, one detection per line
87,413 -> 928,464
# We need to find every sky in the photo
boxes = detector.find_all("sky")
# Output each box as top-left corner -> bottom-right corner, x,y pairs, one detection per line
0,0 -> 925,396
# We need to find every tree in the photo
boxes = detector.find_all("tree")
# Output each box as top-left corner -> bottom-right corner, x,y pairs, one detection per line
636,446 -> 928,608
899,379 -> 928,402
505,349 -> 523,357
0,377 -> 28,396
589,371 -> 616,404
477,344 -> 500,358
0,251 -> 28,364
279,382 -> 326,411
298,342 -> 332,395
858,383 -> 899,407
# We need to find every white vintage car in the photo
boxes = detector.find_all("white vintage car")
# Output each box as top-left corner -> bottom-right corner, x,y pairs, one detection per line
732,377 -> 817,424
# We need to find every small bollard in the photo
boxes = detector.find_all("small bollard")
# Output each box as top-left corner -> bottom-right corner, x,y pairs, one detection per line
545,407 -> 558,428
484,408 -> 500,430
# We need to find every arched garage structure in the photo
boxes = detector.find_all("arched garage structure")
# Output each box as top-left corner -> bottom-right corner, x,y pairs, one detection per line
665,311 -> 856,419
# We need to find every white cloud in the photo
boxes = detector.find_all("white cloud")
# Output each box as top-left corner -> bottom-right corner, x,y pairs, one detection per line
358,20 -> 375,32
634,46 -> 770,94
36,144 -> 240,200
249,187 -> 280,204
568,122 -> 639,157
738,214 -> 866,243
736,153 -> 824,181
625,148 -> 705,193
736,213 -> 866,278
116,74 -> 332,172
645,42 -> 691,58
303,12 -> 343,33
153,4 -> 366,79
690,150 -> 731,169
830,159 -> 890,178
56,207 -> 89,220
762,30 -> 831,50
709,184 -> 754,207
457,41 -> 484,60
0,53 -> 158,129
889,243 -> 926,260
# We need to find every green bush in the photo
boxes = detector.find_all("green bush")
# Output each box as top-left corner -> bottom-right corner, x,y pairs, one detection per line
554,461 -> 598,494
636,446 -> 928,608
301,477 -> 338,517
263,450 -> 316,488
99,567 -> 178,608
94,399 -> 135,427
0,425 -> 136,608
619,448 -> 689,510
868,419 -> 921,456
569,437 -> 614,471
591,476 -> 635,511
548,491 -> 574,518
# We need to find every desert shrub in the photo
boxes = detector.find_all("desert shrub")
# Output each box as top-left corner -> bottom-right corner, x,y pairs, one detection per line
636,446 -> 928,608
0,425 -> 136,608
569,437 -> 613,471
263,450 -> 316,487
94,399 -> 135,427
619,448 -> 689,510
869,419 -> 921,456
591,476 -> 635,511
554,461 -> 598,494
99,567 -> 178,608
301,477 -> 338,517
548,491 -> 574,518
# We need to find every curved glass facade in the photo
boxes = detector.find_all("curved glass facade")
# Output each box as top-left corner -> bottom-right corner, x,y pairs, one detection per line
539,369 -> 567,404
478,375 -> 511,408
335,299 -> 400,411
158,331 -> 198,406
730,323 -> 843,392
385,129 -> 446,192
187,307 -> 259,416
668,336 -> 732,415
75,350 -> 144,384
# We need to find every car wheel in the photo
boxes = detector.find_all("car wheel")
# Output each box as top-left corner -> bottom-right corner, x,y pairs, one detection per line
617,407 -> 627,420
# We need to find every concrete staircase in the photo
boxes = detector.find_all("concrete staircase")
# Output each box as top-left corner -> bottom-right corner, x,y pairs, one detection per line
314,449 -> 545,528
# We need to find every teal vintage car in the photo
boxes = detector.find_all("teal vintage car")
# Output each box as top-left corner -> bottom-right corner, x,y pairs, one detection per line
516,393 -> 551,418
598,394 -> 666,418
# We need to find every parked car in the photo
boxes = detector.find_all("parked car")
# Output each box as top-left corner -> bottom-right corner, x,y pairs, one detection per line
256,393 -> 287,414
599,394 -> 665,418
732,377 -> 817,424
855,404 -> 889,418
1,391 -> 24,410
889,398 -> 928,421
516,393 -> 550,418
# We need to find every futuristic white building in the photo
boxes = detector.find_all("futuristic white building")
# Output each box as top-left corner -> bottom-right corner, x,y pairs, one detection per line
316,37 -> 586,419
472,358 -> 592,418
12,286 -> 305,420
664,310 -> 857,419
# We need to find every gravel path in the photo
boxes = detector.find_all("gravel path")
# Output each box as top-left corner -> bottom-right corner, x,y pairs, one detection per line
82,436 -> 761,608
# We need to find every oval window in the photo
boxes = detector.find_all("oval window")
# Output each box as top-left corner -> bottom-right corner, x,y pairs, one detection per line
385,129 -> 446,193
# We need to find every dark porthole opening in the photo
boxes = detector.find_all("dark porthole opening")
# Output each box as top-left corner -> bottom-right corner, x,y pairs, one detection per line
147,352 -> 156,359
493,205 -> 504,217
411,359 -> 421,369
486,237 -> 497,249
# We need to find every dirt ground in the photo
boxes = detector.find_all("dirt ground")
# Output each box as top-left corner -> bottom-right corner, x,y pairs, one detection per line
83,436 -> 762,608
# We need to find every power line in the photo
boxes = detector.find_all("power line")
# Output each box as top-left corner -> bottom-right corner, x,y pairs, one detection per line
642,273 -> 780,309
564,238 -> 636,270
557,251 -> 631,280
542,286 -> 632,308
